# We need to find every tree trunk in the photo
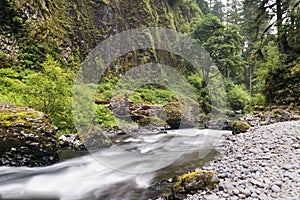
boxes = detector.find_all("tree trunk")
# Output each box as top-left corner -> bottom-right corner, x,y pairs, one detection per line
249,64 -> 253,96
227,66 -> 230,79
276,0 -> 289,54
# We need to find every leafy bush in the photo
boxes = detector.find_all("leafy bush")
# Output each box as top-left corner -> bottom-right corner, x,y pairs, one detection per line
23,55 -> 75,134
0,68 -> 27,105
0,55 -> 76,134
129,84 -> 176,105
95,104 -> 117,128
96,77 -> 119,100
226,81 -> 250,111
251,93 -> 266,106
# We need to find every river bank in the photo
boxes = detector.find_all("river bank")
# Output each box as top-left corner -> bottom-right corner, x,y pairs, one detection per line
185,121 -> 300,200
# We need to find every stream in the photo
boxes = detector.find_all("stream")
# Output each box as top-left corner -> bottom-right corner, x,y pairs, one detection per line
0,128 -> 230,200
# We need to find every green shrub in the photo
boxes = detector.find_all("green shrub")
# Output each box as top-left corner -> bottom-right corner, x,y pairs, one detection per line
95,104 -> 117,128
251,93 -> 266,106
226,81 -> 250,111
130,84 -> 176,105
24,55 -> 75,134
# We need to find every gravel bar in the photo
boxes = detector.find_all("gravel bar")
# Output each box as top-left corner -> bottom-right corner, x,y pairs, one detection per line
187,121 -> 300,200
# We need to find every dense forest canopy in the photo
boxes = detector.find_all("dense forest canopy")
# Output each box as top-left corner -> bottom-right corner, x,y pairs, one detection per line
0,0 -> 299,133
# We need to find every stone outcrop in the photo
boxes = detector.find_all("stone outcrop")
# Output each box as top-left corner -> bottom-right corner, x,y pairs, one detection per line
0,103 -> 59,167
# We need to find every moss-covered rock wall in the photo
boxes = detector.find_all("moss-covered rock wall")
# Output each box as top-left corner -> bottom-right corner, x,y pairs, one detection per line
0,0 -> 202,71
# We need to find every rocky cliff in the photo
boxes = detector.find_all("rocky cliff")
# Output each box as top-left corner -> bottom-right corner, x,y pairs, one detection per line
0,0 -> 202,70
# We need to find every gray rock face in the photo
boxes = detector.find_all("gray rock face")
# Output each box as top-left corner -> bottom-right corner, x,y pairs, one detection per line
0,103 -> 59,167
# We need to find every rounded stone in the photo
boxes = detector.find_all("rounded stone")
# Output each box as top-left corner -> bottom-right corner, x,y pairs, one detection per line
271,184 -> 281,193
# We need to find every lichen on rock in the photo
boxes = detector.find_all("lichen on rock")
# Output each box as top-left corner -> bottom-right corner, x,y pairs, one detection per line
0,103 -> 59,167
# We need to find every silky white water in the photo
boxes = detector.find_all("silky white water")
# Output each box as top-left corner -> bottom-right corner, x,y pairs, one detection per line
0,129 -> 228,200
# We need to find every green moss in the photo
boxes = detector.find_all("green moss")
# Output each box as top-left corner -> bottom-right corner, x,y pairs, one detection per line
136,116 -> 166,126
172,170 -> 219,193
0,110 -> 41,127
232,121 -> 251,135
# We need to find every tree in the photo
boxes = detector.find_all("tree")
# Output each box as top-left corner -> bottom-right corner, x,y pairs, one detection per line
242,0 -> 300,105
192,14 -> 246,84
225,0 -> 243,25
25,55 -> 75,133
211,0 -> 225,21
242,0 -> 300,55
193,0 -> 210,15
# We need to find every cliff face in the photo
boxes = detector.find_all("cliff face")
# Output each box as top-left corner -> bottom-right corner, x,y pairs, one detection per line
70,0 -> 202,58
0,0 -> 202,70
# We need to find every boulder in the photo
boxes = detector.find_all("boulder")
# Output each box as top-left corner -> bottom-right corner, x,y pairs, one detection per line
224,110 -> 236,117
59,134 -> 86,151
232,121 -> 251,135
170,170 -> 219,199
164,102 -> 195,129
205,119 -> 232,130
78,125 -> 112,151
0,103 -> 59,167
111,99 -> 196,129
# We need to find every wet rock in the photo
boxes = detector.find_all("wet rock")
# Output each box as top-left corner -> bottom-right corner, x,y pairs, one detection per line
78,125 -> 112,151
59,134 -> 86,151
0,103 -> 59,167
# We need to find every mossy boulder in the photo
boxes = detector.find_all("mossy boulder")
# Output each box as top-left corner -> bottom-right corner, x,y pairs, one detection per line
164,102 -> 195,129
78,125 -> 112,151
0,103 -> 59,167
232,121 -> 251,135
171,170 -> 219,199
136,116 -> 167,127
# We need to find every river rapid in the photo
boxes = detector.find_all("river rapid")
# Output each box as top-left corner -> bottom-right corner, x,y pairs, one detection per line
0,128 -> 230,200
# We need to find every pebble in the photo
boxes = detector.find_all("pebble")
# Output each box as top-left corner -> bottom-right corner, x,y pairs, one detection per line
185,121 -> 300,200
238,194 -> 246,199
283,164 -> 294,170
258,193 -> 268,200
271,184 -> 281,192
242,188 -> 251,196
292,176 -> 300,183
233,189 -> 239,195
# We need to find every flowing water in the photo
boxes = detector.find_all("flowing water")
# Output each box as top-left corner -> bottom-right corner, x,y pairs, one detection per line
0,129 -> 230,200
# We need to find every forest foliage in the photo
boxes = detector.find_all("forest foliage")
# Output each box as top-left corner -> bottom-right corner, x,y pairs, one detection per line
0,0 -> 299,133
